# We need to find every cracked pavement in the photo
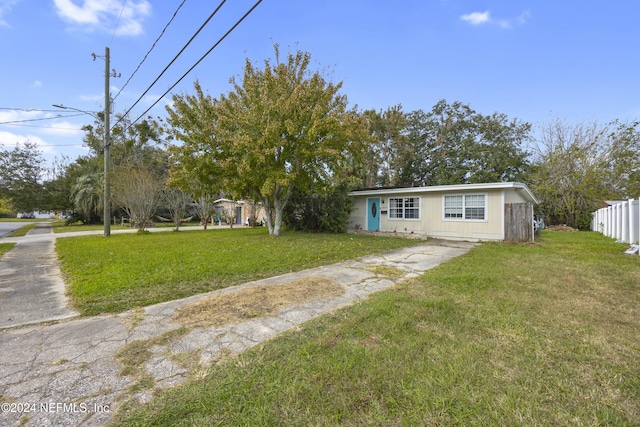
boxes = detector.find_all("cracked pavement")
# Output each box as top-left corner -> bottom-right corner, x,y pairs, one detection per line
0,225 -> 475,426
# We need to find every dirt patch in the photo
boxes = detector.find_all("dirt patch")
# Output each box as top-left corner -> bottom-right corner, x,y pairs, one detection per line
546,225 -> 578,232
367,265 -> 406,278
174,277 -> 344,328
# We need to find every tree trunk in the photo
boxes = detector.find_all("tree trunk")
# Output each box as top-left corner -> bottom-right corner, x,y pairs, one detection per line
259,195 -> 273,235
272,199 -> 283,237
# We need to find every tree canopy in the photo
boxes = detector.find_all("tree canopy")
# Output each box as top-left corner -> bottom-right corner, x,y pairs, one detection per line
0,142 -> 45,213
530,119 -> 640,229
362,100 -> 532,188
165,46 -> 368,236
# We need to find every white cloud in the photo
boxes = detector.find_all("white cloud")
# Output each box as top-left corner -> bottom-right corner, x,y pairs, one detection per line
460,9 -> 530,29
39,121 -> 85,137
0,131 -> 55,153
53,0 -> 151,36
460,11 -> 490,26
142,93 -> 168,107
0,109 -> 42,123
0,0 -> 20,27
0,109 -> 84,139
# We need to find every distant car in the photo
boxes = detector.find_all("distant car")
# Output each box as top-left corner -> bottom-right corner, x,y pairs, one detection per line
18,212 -> 35,219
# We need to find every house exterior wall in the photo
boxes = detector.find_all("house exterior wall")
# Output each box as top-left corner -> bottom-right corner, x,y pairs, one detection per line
503,188 -> 531,204
348,183 -> 536,242
424,189 -> 503,240
212,200 -> 266,225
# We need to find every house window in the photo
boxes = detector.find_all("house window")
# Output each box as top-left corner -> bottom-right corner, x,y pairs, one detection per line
388,197 -> 420,220
444,195 -> 463,219
444,194 -> 486,221
389,198 -> 402,218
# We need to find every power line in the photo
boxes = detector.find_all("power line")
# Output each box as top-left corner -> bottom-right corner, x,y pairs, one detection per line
0,123 -> 85,131
0,108 -> 72,113
110,0 -> 128,46
112,0 -> 227,130
113,0 -> 188,102
125,0 -> 263,131
0,113 -> 86,125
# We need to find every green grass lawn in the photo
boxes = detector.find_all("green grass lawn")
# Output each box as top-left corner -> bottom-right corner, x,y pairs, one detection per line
3,223 -> 38,237
111,231 -> 640,426
57,228 -> 419,315
0,242 -> 16,257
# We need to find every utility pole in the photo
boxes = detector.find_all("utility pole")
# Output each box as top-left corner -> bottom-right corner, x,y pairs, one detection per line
104,46 -> 111,237
101,47 -> 120,237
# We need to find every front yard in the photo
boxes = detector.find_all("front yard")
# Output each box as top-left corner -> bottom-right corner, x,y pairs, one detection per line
110,230 -> 640,426
56,228 -> 419,315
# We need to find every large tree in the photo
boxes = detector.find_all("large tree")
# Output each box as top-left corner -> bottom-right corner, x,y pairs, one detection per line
64,113 -> 168,223
530,119 -> 640,229
363,105 -> 407,186
0,141 -> 45,213
394,100 -> 531,187
166,46 -> 368,236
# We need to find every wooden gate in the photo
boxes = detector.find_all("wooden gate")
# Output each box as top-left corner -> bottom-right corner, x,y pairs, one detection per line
504,203 -> 533,242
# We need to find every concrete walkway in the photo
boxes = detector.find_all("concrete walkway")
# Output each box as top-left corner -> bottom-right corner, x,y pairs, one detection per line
0,225 -> 475,427
0,223 -> 78,328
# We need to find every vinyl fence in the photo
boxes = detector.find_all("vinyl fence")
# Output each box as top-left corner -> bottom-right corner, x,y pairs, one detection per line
591,199 -> 640,253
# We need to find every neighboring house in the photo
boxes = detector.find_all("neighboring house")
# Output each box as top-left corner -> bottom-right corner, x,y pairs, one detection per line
348,182 -> 538,242
212,199 -> 265,226
17,211 -> 58,219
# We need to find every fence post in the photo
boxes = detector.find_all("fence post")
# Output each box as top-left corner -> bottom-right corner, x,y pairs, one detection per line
622,201 -> 629,243
612,204 -> 616,239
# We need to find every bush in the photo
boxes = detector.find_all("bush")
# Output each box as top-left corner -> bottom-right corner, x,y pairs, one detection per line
284,182 -> 353,233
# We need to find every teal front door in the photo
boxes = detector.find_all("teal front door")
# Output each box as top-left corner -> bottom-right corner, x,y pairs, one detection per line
367,198 -> 380,231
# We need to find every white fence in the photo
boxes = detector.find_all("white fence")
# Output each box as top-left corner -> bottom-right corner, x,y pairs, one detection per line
591,199 -> 640,253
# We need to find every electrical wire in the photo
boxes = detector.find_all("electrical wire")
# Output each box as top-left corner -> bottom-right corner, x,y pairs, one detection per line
0,123 -> 85,131
39,143 -> 86,147
124,0 -> 263,132
0,113 -> 86,125
111,0 -> 227,130
0,108 -> 71,113
113,0 -> 188,102
110,0 -> 128,46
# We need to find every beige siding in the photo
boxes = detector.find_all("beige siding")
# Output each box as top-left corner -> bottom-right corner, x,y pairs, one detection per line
379,196 -> 423,233
504,188 -> 531,204
350,189 -> 510,241
348,197 -> 368,229
424,189 -> 504,241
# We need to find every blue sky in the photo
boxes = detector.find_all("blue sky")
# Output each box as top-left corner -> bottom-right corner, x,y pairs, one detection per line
1,0 -> 638,164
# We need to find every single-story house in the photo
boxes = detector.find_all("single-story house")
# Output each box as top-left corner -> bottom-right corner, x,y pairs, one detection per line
348,182 -> 538,242
212,199 -> 266,226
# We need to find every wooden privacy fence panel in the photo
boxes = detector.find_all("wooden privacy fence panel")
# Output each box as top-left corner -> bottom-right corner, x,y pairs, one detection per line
504,202 -> 533,242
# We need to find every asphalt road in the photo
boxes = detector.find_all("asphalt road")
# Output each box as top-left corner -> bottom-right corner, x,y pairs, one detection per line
0,222 -> 30,238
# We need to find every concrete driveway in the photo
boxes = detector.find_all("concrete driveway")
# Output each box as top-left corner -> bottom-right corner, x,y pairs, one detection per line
0,224 -> 476,426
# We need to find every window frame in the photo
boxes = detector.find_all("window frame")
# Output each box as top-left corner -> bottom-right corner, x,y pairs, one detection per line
443,193 -> 488,222
387,196 -> 421,221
